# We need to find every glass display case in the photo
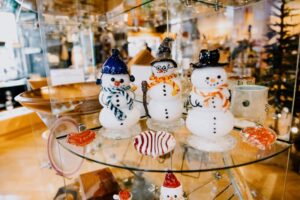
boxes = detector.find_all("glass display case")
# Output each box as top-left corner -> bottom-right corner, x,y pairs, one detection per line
0,1 -> 32,110
15,0 -> 300,199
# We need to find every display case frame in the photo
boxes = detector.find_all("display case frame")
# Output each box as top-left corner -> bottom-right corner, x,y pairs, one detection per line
16,0 -> 300,199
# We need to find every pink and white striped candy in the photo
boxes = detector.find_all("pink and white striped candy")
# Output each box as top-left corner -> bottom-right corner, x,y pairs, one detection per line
133,130 -> 176,158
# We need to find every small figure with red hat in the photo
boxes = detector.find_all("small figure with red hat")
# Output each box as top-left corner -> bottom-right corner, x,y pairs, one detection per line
160,172 -> 185,200
113,189 -> 132,200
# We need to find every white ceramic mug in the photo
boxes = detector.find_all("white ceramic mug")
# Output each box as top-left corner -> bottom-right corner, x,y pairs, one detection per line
231,85 -> 269,123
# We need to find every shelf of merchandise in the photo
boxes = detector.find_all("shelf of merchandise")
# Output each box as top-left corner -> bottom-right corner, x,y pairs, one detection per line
52,116 -> 291,199
26,0 -> 297,199
58,118 -> 291,173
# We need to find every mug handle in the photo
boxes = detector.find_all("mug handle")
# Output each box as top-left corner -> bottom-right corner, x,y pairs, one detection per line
265,104 -> 270,113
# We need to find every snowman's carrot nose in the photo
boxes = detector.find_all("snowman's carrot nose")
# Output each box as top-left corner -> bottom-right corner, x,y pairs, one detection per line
210,78 -> 216,83
158,69 -> 164,73
114,81 -> 121,86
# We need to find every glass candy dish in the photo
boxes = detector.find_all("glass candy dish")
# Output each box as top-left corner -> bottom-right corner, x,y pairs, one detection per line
240,126 -> 277,150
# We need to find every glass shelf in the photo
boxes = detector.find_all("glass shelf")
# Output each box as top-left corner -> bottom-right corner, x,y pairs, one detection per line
35,0 -> 265,20
57,118 -> 291,173
192,0 -> 263,7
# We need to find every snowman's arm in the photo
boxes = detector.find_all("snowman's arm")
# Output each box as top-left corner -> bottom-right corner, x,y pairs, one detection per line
222,88 -> 231,99
128,90 -> 135,99
99,92 -> 108,106
189,94 -> 202,108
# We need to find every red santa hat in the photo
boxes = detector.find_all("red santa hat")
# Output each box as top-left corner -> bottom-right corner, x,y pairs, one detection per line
119,190 -> 131,200
163,172 -> 181,188
161,172 -> 183,199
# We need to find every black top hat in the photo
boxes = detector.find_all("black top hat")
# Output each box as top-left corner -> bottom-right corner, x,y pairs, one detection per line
191,49 -> 227,68
151,37 -> 177,68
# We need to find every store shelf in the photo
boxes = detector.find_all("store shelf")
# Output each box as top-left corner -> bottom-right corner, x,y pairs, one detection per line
57,118 -> 290,173
193,0 -> 263,7
23,47 -> 41,55
0,78 -> 27,88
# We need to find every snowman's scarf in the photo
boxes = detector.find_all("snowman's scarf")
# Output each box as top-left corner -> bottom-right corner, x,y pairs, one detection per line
148,74 -> 180,96
193,83 -> 230,109
103,86 -> 133,121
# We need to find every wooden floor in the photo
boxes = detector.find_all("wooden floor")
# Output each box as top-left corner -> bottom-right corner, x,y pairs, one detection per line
0,122 -> 300,200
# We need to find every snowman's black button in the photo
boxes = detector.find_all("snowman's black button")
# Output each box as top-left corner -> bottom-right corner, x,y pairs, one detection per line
116,95 -> 119,97
117,104 -> 120,107
213,106 -> 216,108
120,123 -> 123,126
212,101 -> 215,103
165,112 -> 168,115
164,94 -> 166,96
166,116 -> 169,119
213,131 -> 216,134
116,99 -> 119,102
214,123 -> 216,125
213,117 -> 216,120
165,109 -> 168,111
163,85 -> 166,88
163,89 -> 166,92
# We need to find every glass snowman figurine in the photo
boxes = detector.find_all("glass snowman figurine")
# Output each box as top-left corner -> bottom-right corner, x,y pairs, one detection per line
97,49 -> 141,139
145,38 -> 184,131
160,172 -> 185,200
186,49 -> 236,151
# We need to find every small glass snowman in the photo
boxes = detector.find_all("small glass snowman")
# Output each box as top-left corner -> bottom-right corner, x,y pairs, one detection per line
186,49 -> 236,152
160,172 -> 185,200
145,37 -> 184,131
97,49 -> 141,139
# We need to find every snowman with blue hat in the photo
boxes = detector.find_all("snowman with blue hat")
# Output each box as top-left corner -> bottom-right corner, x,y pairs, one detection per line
97,49 -> 141,139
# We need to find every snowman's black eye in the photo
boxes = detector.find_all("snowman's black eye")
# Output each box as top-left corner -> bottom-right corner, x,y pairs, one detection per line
111,78 -> 115,82
120,79 -> 124,83
167,195 -> 170,198
175,195 -> 177,198
206,77 -> 209,80
217,75 -> 221,79
163,66 -> 167,70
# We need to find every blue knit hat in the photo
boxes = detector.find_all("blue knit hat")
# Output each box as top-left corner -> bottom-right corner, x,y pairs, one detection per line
102,49 -> 129,74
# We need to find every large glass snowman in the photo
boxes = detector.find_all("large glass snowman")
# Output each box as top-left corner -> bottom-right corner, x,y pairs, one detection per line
97,49 -> 141,139
146,38 -> 184,131
186,49 -> 236,151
